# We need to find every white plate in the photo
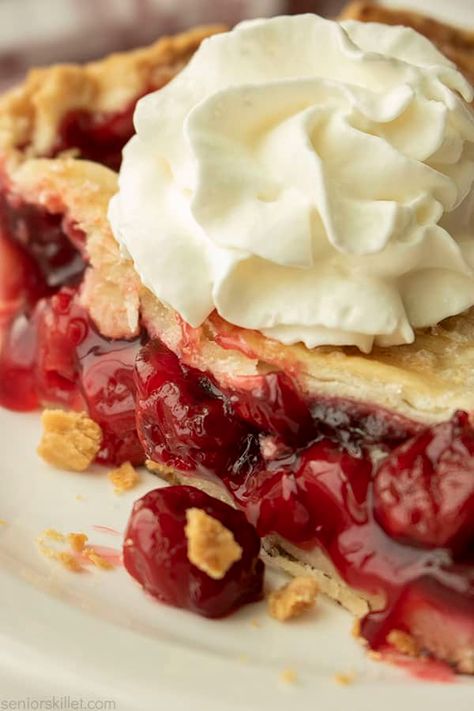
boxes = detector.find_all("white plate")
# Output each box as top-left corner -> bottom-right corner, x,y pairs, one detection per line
2,2 -> 474,706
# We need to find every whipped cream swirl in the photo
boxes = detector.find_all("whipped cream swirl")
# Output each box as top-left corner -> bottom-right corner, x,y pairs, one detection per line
109,15 -> 474,352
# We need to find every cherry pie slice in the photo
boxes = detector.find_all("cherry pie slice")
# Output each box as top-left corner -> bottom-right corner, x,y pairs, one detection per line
0,8 -> 473,675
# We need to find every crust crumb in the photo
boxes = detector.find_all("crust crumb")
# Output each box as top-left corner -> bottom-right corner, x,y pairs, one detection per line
36,528 -> 115,572
42,528 -> 66,543
250,618 -> 262,629
37,409 -> 102,472
145,459 -> 179,483
67,532 -> 88,553
107,461 -> 140,493
268,576 -> 318,622
56,551 -> 83,572
0,519 -> 7,526
352,619 -> 361,638
185,508 -> 242,579
83,547 -> 114,570
387,630 -> 421,658
36,529 -> 83,572
280,667 -> 298,684
333,671 -> 356,686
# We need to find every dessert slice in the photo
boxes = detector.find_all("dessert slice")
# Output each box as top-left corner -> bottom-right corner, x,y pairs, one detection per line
0,9 -> 473,674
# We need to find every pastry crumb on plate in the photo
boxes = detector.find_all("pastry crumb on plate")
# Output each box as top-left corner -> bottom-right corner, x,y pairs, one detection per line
37,410 -> 102,472
268,577 -> 318,622
280,668 -> 298,685
107,461 -> 140,493
333,671 -> 357,686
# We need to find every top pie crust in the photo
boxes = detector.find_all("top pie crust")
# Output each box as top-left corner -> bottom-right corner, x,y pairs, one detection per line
2,8 -> 474,427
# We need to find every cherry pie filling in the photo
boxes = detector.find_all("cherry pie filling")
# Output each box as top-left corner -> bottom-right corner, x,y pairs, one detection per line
0,168 -> 472,666
51,97 -> 141,172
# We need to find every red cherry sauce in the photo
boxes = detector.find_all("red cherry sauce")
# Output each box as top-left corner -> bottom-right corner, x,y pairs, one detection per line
123,485 -> 264,618
135,340 -> 474,668
0,186 -> 144,465
51,99 -> 137,172
52,88 -> 159,171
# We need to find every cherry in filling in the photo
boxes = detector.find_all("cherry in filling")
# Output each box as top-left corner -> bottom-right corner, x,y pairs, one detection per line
134,340 -> 474,665
123,485 -> 264,618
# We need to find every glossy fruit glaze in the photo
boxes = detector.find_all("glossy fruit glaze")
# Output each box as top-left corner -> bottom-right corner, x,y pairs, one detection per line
135,341 -> 474,663
123,485 -> 264,617
51,100 -> 138,172
51,85 -> 162,171
0,187 -> 144,465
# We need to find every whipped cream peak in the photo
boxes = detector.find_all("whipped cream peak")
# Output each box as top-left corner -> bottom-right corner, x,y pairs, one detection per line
109,14 -> 474,352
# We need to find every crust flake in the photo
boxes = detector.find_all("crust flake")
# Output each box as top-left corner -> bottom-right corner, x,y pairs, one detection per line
107,461 -> 140,494
37,409 -> 102,472
185,508 -> 242,580
268,576 -> 318,622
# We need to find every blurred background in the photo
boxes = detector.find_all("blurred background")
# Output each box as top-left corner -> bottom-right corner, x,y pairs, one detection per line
0,0 -> 347,92
0,0 -> 471,93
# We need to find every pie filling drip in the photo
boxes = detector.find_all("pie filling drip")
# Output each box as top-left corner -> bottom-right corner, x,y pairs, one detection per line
0,190 -> 472,665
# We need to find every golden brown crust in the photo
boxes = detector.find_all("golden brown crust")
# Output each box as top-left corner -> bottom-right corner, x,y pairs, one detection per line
0,24 -> 225,161
185,508 -> 242,580
340,1 -> 474,85
107,461 -> 140,494
37,409 -> 103,472
267,576 -> 318,622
